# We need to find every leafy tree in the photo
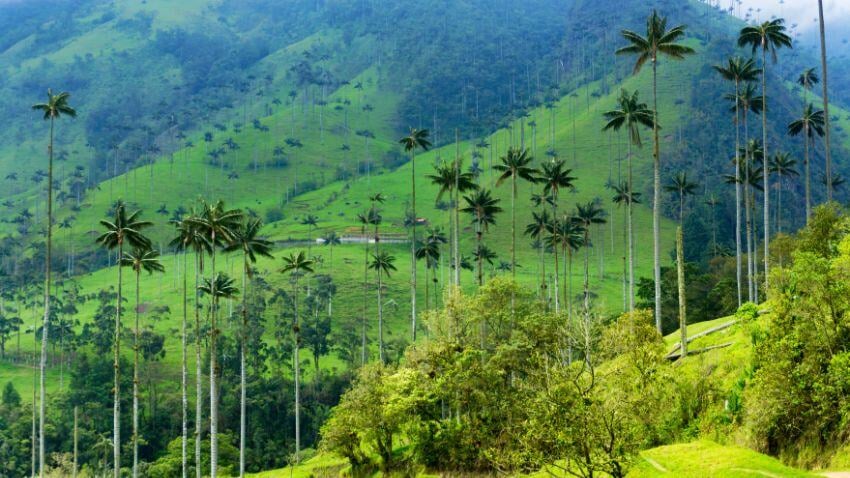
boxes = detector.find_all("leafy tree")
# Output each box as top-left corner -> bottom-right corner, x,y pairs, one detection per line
31,89 -> 76,475
617,9 -> 694,333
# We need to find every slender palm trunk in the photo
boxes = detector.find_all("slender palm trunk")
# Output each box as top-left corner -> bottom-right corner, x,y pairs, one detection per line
760,46 -> 770,294
410,148 -> 417,342
181,252 -> 188,478
453,131 -> 461,287
804,124 -> 811,222
476,230 -> 484,287
133,269 -> 141,478
547,239 -> 556,314
568,248 -> 574,328
39,117 -> 55,478
818,0 -> 833,202
651,59 -> 662,333
194,255 -> 203,478
744,165 -> 753,302
582,231 -> 591,363
361,226 -> 368,365
626,140 -> 634,311
733,80 -> 743,308
511,176 -> 517,279
239,258 -> 248,478
676,225 -> 687,357
114,241 -> 124,478
73,406 -> 78,478
377,270 -> 384,363
209,238 -> 218,478
293,276 -> 301,463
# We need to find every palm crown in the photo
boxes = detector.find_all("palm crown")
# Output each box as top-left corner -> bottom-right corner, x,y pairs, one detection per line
537,159 -> 576,199
602,89 -> 655,147
788,104 -> 825,138
96,202 -> 153,250
32,89 -> 77,121
738,19 -> 792,62
224,218 -> 274,277
462,189 -> 503,232
616,10 -> 695,73
399,128 -> 431,153
121,247 -> 165,275
494,147 -> 538,185
714,56 -> 761,85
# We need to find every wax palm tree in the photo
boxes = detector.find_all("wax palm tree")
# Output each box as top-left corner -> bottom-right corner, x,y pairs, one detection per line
31,89 -> 76,475
120,246 -> 164,478
769,153 -> 798,233
617,10 -> 694,333
665,173 -> 697,357
399,128 -> 431,341
788,104 -> 825,221
715,56 -> 760,308
461,189 -> 502,286
279,252 -> 313,463
415,228 -> 446,310
187,200 -> 242,478
611,181 -> 641,311
822,173 -> 845,194
536,159 -> 576,311
817,1 -> 833,202
739,18 -> 792,293
96,202 -> 152,478
494,147 -> 538,279
525,209 -> 552,299
355,211 -> 375,365
574,202 -> 606,337
223,218 -> 272,478
602,89 -> 653,311
321,232 -> 341,316
368,251 -> 396,363
797,68 -> 819,103
428,160 -> 478,287
300,215 -> 319,256
169,214 -> 210,478
547,215 -> 585,325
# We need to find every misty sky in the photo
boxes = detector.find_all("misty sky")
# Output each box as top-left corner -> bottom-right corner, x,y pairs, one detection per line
736,0 -> 849,31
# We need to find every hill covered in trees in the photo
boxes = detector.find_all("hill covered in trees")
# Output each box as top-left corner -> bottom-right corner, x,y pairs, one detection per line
1,0 -> 850,476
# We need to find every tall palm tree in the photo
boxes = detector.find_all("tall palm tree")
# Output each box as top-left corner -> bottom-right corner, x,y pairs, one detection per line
525,209 -> 552,299
321,232 -> 341,316
739,18 -> 792,293
169,215 -> 209,478
415,228 -> 446,310
574,202 -> 606,338
120,246 -> 164,478
461,189 -> 502,287
611,181 -> 641,311
188,200 -> 242,478
536,159 -> 576,312
602,89 -> 653,311
224,218 -> 272,478
494,147 -> 538,279
547,215 -> 585,326
769,153 -> 798,234
665,172 -> 697,357
368,251 -> 396,363
617,10 -> 694,333
280,251 -> 314,462
788,104 -> 825,221
356,211 -> 374,365
797,68 -> 819,105
96,202 -> 152,478
428,160 -> 478,287
399,128 -> 431,341
816,1 -> 833,202
715,57 -> 760,307
300,215 -> 319,256
31,89 -> 76,475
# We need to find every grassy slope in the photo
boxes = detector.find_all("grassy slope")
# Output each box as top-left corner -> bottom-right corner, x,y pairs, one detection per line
0,39 -> 739,399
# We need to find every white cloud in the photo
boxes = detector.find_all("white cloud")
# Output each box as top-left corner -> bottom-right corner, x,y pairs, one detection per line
734,0 -> 850,31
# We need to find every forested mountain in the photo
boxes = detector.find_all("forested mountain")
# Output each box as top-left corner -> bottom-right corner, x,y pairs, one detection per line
1,0 -> 850,476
